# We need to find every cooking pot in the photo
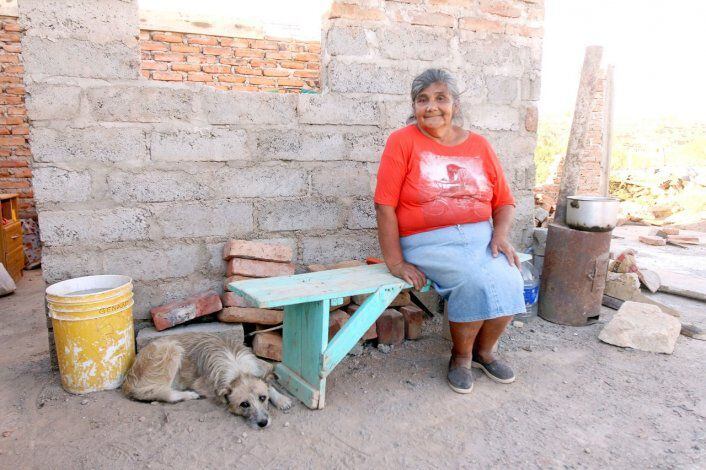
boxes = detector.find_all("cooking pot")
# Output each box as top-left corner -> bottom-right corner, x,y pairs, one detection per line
565,195 -> 620,232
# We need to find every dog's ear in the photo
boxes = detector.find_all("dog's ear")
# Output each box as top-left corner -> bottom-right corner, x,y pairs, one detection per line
217,385 -> 232,401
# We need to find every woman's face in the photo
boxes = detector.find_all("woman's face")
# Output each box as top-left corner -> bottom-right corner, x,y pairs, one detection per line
413,82 -> 456,134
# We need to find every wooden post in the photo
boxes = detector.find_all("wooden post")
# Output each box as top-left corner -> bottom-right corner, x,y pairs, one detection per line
555,46 -> 603,225
599,65 -> 614,196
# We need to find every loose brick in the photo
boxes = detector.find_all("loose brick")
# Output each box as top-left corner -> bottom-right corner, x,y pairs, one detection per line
218,307 -> 283,325
221,291 -> 252,308
223,239 -> 293,262
376,309 -> 405,345
252,331 -> 282,361
223,274 -> 254,290
656,228 -> 680,237
328,310 -> 350,340
399,305 -> 424,340
150,290 -> 223,331
227,258 -> 295,277
353,290 -> 411,307
345,304 -> 377,340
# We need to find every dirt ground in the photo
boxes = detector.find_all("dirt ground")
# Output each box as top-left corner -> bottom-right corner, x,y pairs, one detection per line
1,270 -> 705,469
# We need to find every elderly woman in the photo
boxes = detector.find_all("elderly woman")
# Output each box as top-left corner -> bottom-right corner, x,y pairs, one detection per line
374,68 -> 525,394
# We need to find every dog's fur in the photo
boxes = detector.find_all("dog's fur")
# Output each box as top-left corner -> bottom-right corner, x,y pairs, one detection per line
122,332 -> 291,428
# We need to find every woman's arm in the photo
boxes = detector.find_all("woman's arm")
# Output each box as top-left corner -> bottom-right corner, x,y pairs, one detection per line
490,204 -> 520,268
375,203 -> 426,290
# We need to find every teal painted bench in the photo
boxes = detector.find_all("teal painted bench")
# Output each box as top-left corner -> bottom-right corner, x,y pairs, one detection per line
227,263 -> 429,409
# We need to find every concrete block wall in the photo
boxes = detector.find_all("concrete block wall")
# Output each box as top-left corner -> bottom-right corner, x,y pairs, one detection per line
23,0 -> 544,319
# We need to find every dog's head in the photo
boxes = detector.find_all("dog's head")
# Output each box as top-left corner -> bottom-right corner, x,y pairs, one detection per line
219,374 -> 270,428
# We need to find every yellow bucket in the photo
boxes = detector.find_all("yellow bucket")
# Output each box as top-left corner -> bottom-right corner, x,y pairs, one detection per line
47,275 -> 136,395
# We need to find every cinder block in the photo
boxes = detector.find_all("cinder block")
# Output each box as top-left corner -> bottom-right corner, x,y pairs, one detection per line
103,244 -> 202,282
156,202 -> 254,238
200,89 -> 296,125
218,307 -> 283,325
136,322 -> 244,350
345,304 -> 377,341
150,290 -> 223,331
31,126 -> 148,163
297,93 -> 379,125
25,83 -> 81,120
227,258 -> 295,278
214,166 -> 309,198
328,310 -> 350,341
253,128 -> 346,161
85,84 -> 196,122
301,233 -> 378,265
378,25 -> 451,61
325,26 -> 369,57
39,208 -> 150,246
257,200 -> 344,232
399,305 -> 424,340
252,331 -> 282,361
151,128 -> 249,162
311,162 -> 373,197
221,291 -> 252,308
223,240 -> 293,262
31,167 -> 92,204
327,60 -> 408,94
376,309 -> 405,346
107,170 -> 212,203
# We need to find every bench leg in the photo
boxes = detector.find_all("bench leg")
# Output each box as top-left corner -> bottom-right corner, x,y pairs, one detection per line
274,300 -> 329,410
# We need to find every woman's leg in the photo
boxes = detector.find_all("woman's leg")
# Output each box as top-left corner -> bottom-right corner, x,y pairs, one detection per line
472,315 -> 512,362
449,320 -> 483,367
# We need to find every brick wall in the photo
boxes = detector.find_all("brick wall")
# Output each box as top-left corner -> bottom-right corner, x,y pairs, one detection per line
0,15 -> 33,219
140,31 -> 320,92
25,0 -> 544,319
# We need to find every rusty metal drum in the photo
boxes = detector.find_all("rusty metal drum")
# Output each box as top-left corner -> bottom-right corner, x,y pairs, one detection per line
539,223 -> 611,326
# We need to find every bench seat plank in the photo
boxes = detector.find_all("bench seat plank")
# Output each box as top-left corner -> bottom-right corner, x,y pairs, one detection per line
227,264 -> 412,308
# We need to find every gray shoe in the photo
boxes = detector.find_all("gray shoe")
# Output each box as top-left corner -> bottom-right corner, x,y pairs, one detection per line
447,360 -> 474,394
472,359 -> 515,384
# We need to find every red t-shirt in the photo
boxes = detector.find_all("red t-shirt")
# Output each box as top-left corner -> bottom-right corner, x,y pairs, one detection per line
374,125 -> 515,237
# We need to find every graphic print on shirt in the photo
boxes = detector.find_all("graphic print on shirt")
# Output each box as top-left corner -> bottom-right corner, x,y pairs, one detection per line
418,151 -> 493,224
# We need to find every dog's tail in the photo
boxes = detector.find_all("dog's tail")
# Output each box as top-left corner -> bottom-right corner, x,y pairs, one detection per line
122,339 -> 184,401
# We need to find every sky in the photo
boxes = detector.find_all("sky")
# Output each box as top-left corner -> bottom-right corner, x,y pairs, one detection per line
140,0 -> 706,123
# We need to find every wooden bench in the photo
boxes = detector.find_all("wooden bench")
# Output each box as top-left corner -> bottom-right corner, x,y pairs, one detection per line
227,263 -> 429,409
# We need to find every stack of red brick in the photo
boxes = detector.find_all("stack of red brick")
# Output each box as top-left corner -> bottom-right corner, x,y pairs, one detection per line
148,241 -> 427,363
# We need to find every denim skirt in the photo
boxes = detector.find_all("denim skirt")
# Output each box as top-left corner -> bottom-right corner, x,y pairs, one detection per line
400,221 -> 525,322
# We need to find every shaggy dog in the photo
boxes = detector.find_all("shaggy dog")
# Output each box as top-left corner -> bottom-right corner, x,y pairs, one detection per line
122,332 -> 292,428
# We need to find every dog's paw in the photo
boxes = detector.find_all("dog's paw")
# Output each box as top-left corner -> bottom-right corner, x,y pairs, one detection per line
181,390 -> 201,401
276,395 -> 293,412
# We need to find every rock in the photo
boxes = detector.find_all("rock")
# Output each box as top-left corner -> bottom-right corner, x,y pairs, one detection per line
680,323 -> 706,341
512,320 -> 524,328
534,207 -> 549,225
604,272 -> 640,300
348,344 -> 364,356
532,227 -> 548,255
598,301 -> 681,354
80,399 -> 88,405
638,268 -> 661,293
377,343 -> 392,354
638,235 -> 666,246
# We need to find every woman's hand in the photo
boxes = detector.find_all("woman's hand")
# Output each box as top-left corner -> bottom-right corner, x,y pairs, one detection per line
389,261 -> 427,290
490,234 -> 520,268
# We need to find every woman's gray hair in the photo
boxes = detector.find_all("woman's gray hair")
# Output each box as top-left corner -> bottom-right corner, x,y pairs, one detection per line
407,68 -> 463,125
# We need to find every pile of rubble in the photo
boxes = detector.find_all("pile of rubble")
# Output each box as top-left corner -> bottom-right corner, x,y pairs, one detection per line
137,240 -> 426,361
